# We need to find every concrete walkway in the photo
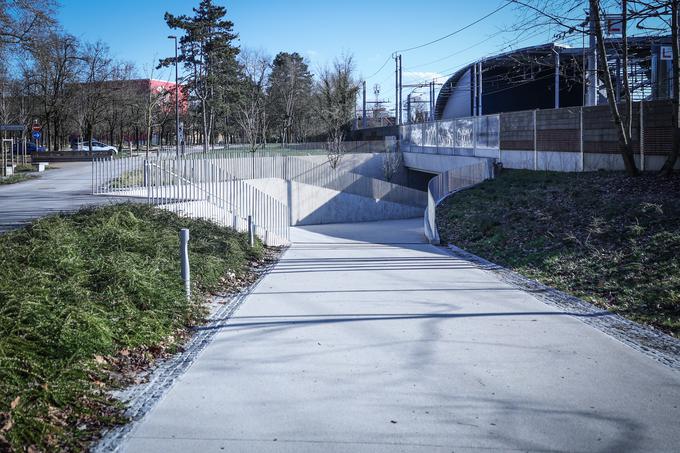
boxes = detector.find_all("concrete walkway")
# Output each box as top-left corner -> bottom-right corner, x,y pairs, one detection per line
120,218 -> 679,452
0,162 -> 126,233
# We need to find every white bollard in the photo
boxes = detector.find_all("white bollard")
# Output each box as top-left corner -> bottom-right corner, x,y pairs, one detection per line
247,215 -> 255,247
179,228 -> 191,299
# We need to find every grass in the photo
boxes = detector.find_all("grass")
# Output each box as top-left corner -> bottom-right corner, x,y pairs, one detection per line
13,165 -> 35,173
110,170 -> 144,188
437,169 -> 680,336
0,204 -> 266,451
0,173 -> 37,185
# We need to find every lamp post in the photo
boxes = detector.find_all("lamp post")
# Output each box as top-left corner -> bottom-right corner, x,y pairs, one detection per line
168,35 -> 180,158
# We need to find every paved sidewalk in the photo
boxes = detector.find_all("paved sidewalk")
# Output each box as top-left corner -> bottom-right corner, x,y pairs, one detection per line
0,162 -> 126,233
120,219 -> 680,452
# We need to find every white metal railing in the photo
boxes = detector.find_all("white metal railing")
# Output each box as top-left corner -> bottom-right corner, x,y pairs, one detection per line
425,160 -> 493,244
94,151 -> 426,208
145,159 -> 290,246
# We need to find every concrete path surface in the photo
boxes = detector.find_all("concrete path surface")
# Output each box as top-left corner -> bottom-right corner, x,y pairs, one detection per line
120,219 -> 680,452
0,162 -> 126,233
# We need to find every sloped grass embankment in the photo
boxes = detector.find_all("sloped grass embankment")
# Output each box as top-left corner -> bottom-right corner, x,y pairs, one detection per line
437,170 -> 680,336
0,204 -> 265,451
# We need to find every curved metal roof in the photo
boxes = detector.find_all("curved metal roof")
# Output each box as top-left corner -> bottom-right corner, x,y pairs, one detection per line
433,36 -> 670,120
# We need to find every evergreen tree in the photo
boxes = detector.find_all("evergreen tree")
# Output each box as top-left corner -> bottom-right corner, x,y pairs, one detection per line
160,0 -> 240,152
267,52 -> 313,144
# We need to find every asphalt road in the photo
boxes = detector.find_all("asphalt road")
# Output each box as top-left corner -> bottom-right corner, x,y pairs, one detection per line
0,161 -> 128,233
119,219 -> 680,453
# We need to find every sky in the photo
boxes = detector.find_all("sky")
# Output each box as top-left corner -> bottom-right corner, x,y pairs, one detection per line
55,0 -> 641,104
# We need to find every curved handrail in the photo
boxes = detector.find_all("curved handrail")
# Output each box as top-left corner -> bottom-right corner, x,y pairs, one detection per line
424,160 -> 493,244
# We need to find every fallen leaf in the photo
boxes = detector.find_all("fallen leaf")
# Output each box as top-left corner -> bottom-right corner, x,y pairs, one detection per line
1,418 -> 13,433
10,397 -> 20,410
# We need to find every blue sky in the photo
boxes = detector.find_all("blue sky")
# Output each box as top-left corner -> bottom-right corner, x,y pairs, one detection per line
56,0 -> 628,102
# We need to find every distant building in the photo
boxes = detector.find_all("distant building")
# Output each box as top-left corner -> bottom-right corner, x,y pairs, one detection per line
122,78 -> 187,113
435,35 -> 673,120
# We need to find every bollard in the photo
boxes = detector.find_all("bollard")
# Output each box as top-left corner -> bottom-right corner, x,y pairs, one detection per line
179,228 -> 191,299
247,215 -> 255,247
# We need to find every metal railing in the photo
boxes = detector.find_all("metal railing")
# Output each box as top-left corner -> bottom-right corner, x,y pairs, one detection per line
94,151 -> 426,208
145,159 -> 290,246
425,160 -> 493,244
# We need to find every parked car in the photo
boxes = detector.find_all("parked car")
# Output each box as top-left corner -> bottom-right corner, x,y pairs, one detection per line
12,142 -> 46,154
75,140 -> 118,153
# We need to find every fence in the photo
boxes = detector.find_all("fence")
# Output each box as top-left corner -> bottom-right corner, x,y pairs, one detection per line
400,99 -> 676,172
93,150 -> 426,208
400,115 -> 500,156
144,159 -> 290,246
424,160 -> 494,244
153,140 -> 388,156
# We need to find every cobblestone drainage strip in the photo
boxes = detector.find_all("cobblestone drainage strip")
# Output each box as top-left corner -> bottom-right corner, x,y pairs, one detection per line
93,256 -> 281,452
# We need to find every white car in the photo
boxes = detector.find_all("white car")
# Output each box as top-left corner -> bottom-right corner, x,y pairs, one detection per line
77,140 -> 118,153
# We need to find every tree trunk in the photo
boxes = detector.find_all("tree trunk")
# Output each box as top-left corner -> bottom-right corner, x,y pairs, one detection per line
87,124 -> 94,152
118,120 -> 124,154
622,0 -> 633,144
661,0 -> 680,175
590,0 -> 639,176
201,97 -> 209,154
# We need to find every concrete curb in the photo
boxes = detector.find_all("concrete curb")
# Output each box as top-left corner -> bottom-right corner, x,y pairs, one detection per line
442,243 -> 680,371
93,252 -> 284,452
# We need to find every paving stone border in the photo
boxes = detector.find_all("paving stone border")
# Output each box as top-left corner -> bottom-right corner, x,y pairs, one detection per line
443,243 -> 680,371
93,254 -> 282,452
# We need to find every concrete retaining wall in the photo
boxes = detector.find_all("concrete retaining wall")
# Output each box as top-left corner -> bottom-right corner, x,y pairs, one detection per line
245,178 -> 423,226
403,152 -> 494,175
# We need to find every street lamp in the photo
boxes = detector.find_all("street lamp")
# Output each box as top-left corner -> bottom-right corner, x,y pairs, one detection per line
168,35 -> 180,158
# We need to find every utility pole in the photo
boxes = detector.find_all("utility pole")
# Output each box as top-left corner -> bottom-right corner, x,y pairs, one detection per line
554,47 -> 561,108
168,35 -> 180,158
478,61 -> 483,116
587,3 -> 598,106
362,81 -> 367,128
395,54 -> 399,125
429,81 -> 434,120
394,54 -> 403,125
367,84 -> 390,127
472,63 -> 478,116
398,55 -> 403,126
407,93 -> 411,124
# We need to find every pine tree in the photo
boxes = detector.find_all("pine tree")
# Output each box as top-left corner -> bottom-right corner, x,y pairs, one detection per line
159,0 -> 240,153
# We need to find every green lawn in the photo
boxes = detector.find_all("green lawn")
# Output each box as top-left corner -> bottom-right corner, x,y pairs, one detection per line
0,173 -> 37,185
437,169 -> 680,336
0,204 -> 267,451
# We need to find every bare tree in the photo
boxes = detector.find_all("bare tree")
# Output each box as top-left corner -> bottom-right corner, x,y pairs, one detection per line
78,41 -> 114,152
23,32 -> 79,150
590,0 -> 639,175
507,0 -> 647,175
140,64 -> 172,158
0,0 -> 56,49
314,54 -> 360,169
236,48 -> 271,154
382,136 -> 403,181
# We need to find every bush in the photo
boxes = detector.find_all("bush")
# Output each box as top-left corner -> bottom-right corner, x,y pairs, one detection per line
0,204 -> 263,451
